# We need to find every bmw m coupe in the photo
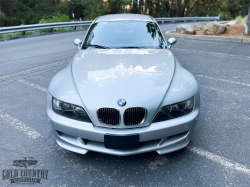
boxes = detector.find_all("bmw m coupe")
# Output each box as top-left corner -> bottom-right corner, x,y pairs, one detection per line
47,14 -> 200,156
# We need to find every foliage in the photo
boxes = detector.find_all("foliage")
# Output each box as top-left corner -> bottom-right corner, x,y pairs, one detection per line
0,0 -> 250,27
0,10 -> 5,19
12,0 -> 59,25
82,0 -> 105,20
243,15 -> 248,22
0,10 -> 5,26
235,15 -> 248,23
104,0 -> 125,14
0,30 -> 38,39
0,32 -> 21,39
39,14 -> 71,24
39,14 -> 72,32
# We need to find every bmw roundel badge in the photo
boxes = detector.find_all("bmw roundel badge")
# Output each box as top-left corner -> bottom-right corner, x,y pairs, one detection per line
118,99 -> 126,107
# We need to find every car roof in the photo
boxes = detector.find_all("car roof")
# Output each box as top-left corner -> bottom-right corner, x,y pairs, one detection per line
95,14 -> 154,22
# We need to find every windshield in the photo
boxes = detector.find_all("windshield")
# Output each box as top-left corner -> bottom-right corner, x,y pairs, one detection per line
82,21 -> 166,49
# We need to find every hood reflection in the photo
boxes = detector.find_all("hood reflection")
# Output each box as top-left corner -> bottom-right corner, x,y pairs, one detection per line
71,49 -> 175,109
88,63 -> 158,87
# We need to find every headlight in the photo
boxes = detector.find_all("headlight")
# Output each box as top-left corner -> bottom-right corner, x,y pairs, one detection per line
52,98 -> 91,123
153,97 -> 194,123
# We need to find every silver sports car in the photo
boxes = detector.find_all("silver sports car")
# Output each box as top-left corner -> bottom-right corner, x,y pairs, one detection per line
47,14 -> 200,156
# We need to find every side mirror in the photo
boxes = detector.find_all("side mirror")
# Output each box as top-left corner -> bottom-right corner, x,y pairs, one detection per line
73,39 -> 82,50
167,37 -> 177,49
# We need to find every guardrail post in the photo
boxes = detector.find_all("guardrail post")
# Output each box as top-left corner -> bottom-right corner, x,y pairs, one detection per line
22,31 -> 25,35
74,26 -> 76,30
162,21 -> 164,24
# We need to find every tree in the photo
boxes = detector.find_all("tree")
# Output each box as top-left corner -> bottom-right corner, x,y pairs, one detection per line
0,10 -> 4,18
1,0 -> 13,26
155,0 -> 161,17
139,0 -> 144,14
0,10 -> 5,26
144,0 -> 148,14
245,5 -> 250,35
0,0 -> 12,18
13,0 -> 58,25
104,0 -> 124,14
148,0 -> 153,16
1,0 -> 250,27
82,0 -> 105,20
131,0 -> 139,13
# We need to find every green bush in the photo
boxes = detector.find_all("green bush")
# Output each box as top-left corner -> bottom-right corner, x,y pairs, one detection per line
39,14 -> 71,24
0,31 -> 40,39
38,14 -> 72,33
0,10 -> 5,19
235,16 -> 248,23
0,32 -> 22,39
0,10 -> 5,27
0,13 -> 89,39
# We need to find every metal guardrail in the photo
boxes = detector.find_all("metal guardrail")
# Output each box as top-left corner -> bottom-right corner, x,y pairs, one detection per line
0,16 -> 220,35
0,21 -> 93,34
155,16 -> 220,23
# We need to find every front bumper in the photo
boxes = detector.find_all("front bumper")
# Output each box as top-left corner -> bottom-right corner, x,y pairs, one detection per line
47,93 -> 200,156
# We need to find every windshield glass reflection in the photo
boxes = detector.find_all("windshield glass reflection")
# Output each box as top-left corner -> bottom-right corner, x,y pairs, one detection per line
83,21 -> 165,49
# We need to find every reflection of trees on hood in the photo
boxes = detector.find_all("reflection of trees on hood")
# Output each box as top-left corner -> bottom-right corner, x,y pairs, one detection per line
76,50 -> 169,72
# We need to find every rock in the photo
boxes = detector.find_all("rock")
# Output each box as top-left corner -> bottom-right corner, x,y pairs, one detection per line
194,22 -> 206,31
203,23 -> 226,35
176,24 -> 196,34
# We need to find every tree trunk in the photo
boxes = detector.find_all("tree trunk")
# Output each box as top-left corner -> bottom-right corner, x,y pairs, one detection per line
245,5 -> 250,35
164,0 -> 170,17
177,0 -> 182,17
139,0 -> 143,14
172,0 -> 176,17
148,0 -> 153,16
1,0 -> 12,26
131,0 -> 138,13
1,0 -> 12,17
170,0 -> 174,17
144,0 -> 148,14
156,1 -> 161,18
186,0 -> 198,17
182,0 -> 189,17
71,0 -> 74,21
170,0 -> 177,17
185,0 -> 190,16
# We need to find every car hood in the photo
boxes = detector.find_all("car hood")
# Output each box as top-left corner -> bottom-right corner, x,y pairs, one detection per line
72,49 -> 175,118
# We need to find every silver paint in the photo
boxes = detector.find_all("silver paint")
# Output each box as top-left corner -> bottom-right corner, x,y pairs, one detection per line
47,14 -> 200,155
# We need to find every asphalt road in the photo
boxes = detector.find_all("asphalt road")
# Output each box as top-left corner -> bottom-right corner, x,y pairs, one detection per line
1,23 -> 250,186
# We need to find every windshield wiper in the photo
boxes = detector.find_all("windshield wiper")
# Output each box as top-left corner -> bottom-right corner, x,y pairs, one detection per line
84,44 -> 110,49
116,46 -> 147,49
